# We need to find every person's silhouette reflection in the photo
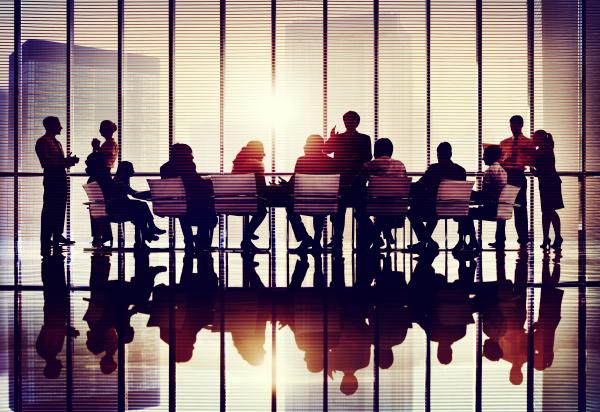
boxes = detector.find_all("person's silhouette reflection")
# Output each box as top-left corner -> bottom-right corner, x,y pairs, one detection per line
482,251 -> 529,384
533,253 -> 563,371
373,254 -> 411,369
289,253 -> 310,289
328,292 -> 371,395
331,252 -> 346,288
148,252 -> 216,363
36,253 -> 79,378
85,250 -> 164,372
410,251 -> 474,365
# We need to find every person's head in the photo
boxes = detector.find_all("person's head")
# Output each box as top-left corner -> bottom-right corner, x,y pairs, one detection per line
483,144 -> 502,166
43,358 -> 63,379
170,143 -> 194,162
304,350 -> 324,373
100,354 -> 118,375
379,348 -> 394,369
43,116 -> 62,135
510,115 -> 524,136
246,140 -> 266,160
116,161 -> 135,179
343,111 -> 360,131
237,343 -> 265,366
532,129 -> 554,149
510,364 -> 524,385
91,138 -> 101,151
86,329 -> 106,355
483,339 -> 503,361
99,120 -> 117,138
304,134 -> 325,156
437,342 -> 453,365
437,142 -> 452,162
340,373 -> 359,396
374,138 -> 393,159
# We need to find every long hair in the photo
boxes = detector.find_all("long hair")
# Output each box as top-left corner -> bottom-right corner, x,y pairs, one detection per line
533,129 -> 554,149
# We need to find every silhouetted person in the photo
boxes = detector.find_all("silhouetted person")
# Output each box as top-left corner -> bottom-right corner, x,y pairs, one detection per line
86,120 -> 118,247
287,134 -> 334,252
324,111 -> 372,249
36,116 -> 79,254
492,115 -> 535,249
106,161 -> 165,249
483,251 -> 529,385
533,254 -> 563,371
232,141 -> 268,251
457,145 -> 507,252
360,138 -> 408,249
36,253 -> 79,379
148,252 -> 216,362
160,143 -> 217,252
86,138 -> 112,247
373,254 -> 411,369
532,130 -> 563,250
328,293 -> 372,395
407,142 -> 466,253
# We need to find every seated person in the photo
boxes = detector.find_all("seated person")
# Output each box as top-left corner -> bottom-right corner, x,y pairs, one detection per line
456,145 -> 507,251
359,138 -> 407,249
232,141 -> 268,251
407,142 -> 466,252
287,134 -> 334,252
105,161 -> 166,248
160,143 -> 217,252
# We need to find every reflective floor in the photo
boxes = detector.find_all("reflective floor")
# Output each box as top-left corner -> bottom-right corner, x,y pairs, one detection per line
1,228 -> 599,411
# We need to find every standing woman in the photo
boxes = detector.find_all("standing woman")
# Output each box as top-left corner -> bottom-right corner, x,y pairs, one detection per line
532,130 -> 563,250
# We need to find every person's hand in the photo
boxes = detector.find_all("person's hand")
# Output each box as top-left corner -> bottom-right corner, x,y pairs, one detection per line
278,176 -> 289,185
330,125 -> 338,139
91,138 -> 101,148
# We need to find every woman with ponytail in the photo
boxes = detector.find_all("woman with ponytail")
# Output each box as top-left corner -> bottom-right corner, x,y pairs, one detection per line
532,130 -> 563,250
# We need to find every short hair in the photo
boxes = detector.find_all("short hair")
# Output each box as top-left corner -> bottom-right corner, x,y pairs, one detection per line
374,138 -> 393,158
170,143 -> 193,160
510,115 -> 524,127
437,142 -> 452,160
246,140 -> 265,158
483,144 -> 502,163
116,161 -> 134,177
343,111 -> 360,130
100,120 -> 117,132
43,116 -> 60,131
305,134 -> 325,148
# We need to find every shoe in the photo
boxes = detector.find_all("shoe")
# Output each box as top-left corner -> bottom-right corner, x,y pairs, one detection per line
372,237 -> 385,250
146,234 -> 159,242
290,238 -> 313,254
54,236 -> 75,246
539,238 -> 551,250
150,227 -> 166,235
241,239 -> 260,253
488,242 -> 505,250
327,239 -> 342,250
464,241 -> 481,253
92,238 -> 104,248
452,241 -> 466,253
251,234 -> 260,240
551,236 -> 563,251
406,241 -> 426,254
426,240 -> 439,251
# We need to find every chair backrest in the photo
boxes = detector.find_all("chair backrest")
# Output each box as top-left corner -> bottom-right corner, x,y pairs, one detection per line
366,176 -> 412,216
83,182 -> 108,218
436,179 -> 475,217
293,174 -> 340,215
147,177 -> 187,217
210,173 -> 258,215
496,184 -> 520,220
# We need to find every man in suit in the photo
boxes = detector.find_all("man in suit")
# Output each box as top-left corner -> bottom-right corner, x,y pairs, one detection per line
35,116 -> 79,254
323,111 -> 372,249
407,142 -> 466,253
492,115 -> 535,249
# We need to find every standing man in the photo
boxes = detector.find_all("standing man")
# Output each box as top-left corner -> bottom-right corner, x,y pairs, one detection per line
36,116 -> 79,254
492,115 -> 534,249
324,111 -> 372,249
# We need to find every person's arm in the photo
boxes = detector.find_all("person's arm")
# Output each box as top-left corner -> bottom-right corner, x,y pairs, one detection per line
323,132 -> 338,155
361,135 -> 373,163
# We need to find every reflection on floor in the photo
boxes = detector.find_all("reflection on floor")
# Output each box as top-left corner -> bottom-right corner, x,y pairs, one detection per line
2,242 -> 598,411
